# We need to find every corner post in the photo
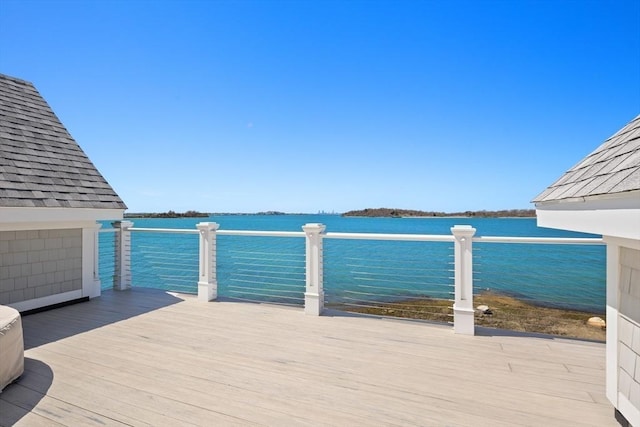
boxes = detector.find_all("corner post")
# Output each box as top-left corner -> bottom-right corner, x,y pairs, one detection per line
197,222 -> 219,302
112,220 -> 133,291
303,223 -> 326,315
603,239 -> 619,407
451,225 -> 476,335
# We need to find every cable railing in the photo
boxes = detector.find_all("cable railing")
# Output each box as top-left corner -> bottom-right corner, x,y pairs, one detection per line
219,236 -> 306,306
98,228 -> 117,290
129,229 -> 199,293
471,236 -> 605,337
472,236 -> 605,311
323,238 -> 455,323
99,222 -> 606,336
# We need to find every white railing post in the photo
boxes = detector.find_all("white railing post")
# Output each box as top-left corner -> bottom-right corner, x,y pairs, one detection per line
451,225 -> 476,335
303,223 -> 326,315
197,222 -> 219,302
112,220 -> 133,291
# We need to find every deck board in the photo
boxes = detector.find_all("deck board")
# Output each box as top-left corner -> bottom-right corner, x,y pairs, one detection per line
1,288 -> 616,426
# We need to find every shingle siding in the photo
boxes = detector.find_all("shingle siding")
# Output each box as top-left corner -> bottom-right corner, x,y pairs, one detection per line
0,73 -> 126,210
0,228 -> 82,305
533,115 -> 640,203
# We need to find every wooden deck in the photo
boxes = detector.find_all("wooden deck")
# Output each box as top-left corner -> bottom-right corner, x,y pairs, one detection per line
1,288 -> 616,426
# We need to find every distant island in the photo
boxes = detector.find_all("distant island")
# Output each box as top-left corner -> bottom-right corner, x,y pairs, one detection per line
123,208 -> 536,218
124,210 -> 287,218
255,211 -> 286,215
124,210 -> 209,219
342,208 -> 536,218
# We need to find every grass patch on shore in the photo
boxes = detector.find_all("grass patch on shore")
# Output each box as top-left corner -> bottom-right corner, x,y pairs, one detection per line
329,291 -> 606,341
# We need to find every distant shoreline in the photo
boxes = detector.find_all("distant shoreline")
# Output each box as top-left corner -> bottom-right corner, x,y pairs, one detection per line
342,208 -> 536,218
124,209 -> 536,219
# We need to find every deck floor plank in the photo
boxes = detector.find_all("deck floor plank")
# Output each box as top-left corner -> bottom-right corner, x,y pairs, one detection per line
0,288 -> 616,426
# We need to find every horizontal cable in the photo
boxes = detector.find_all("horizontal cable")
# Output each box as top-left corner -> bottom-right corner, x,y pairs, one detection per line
227,283 -> 303,295
147,262 -> 198,270
338,297 -> 453,309
130,227 -> 199,234
157,275 -> 196,283
140,248 -> 198,259
231,273 -> 304,284
234,266 -> 304,274
230,249 -> 303,257
139,250 -> 197,256
349,270 -> 452,281
224,295 -> 302,307
325,284 -> 454,297
472,269 -> 603,284
230,255 -> 304,264
228,279 -> 304,293
352,276 -> 452,288
348,282 -> 453,292
98,229 -> 118,234
342,289 -> 452,299
147,266 -> 197,274
340,257 -> 449,264
344,263 -> 453,273
232,261 -> 305,270
226,289 -> 304,302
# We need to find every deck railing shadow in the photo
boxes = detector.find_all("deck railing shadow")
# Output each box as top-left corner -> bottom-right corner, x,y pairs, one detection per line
2,289 -> 182,426
321,307 -> 455,328
21,288 -> 184,350
474,325 -> 607,344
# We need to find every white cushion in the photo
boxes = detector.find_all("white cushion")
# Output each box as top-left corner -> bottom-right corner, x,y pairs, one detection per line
0,305 -> 24,392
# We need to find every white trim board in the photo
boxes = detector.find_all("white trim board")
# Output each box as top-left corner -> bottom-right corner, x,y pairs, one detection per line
8,290 -> 84,312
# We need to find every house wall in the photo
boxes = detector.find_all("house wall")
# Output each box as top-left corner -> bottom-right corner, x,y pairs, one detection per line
0,229 -> 82,305
0,208 -> 121,312
617,246 -> 640,425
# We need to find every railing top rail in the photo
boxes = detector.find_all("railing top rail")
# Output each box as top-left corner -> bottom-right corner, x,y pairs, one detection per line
121,226 -> 604,245
217,230 -> 306,238
324,232 -> 455,242
129,227 -> 199,235
473,236 -> 604,245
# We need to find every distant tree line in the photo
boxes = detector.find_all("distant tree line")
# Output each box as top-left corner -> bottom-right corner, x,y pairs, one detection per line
255,211 -> 286,215
124,210 -> 210,218
342,208 -> 536,218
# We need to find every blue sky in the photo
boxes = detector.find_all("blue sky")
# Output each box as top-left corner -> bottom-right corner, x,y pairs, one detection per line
1,0 -> 639,213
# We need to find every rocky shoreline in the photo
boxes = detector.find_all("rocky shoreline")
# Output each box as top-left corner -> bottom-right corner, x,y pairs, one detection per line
327,291 -> 606,341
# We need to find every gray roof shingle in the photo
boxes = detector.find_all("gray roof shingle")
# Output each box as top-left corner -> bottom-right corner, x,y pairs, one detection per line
533,114 -> 640,203
0,74 -> 126,209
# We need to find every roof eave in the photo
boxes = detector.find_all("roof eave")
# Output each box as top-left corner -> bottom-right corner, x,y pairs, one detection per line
0,206 -> 126,226
534,189 -> 640,210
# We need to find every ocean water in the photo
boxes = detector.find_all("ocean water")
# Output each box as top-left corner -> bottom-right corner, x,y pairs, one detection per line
99,215 -> 606,313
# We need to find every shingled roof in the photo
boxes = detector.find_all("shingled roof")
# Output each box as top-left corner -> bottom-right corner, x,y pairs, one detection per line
0,74 -> 126,209
533,114 -> 640,204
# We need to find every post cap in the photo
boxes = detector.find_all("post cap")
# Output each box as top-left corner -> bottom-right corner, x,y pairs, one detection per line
302,223 -> 326,233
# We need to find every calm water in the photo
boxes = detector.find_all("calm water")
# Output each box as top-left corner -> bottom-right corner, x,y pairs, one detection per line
99,215 -> 606,313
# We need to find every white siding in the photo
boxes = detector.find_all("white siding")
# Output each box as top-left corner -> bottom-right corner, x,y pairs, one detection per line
618,246 -> 640,424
